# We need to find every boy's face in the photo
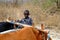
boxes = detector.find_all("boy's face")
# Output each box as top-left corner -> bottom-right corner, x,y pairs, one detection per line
24,12 -> 29,18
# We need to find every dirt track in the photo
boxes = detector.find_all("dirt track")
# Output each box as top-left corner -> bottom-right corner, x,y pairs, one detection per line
49,29 -> 60,40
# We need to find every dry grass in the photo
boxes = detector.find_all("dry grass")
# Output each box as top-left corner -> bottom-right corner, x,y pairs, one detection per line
0,3 -> 60,28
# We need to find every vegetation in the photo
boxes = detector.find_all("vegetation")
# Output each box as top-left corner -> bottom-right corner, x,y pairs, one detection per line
0,0 -> 60,27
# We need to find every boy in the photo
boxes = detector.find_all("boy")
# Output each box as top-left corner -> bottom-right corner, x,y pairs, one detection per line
19,10 -> 33,26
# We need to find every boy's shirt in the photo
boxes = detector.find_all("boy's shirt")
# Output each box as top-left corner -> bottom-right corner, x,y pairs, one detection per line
19,17 -> 33,26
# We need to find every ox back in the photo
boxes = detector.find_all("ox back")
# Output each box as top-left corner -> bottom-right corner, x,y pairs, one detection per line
0,22 -> 14,32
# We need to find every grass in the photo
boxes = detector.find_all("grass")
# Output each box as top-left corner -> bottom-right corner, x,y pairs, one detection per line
0,0 -> 60,28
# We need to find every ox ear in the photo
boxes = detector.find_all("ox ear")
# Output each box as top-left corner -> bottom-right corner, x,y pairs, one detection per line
41,24 -> 45,30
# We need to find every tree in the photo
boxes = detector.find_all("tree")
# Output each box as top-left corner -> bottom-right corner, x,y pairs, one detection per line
56,0 -> 60,8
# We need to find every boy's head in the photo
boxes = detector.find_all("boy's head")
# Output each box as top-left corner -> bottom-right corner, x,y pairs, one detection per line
24,10 -> 30,18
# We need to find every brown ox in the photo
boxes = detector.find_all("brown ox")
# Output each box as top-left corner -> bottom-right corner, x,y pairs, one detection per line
0,27 -> 48,40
